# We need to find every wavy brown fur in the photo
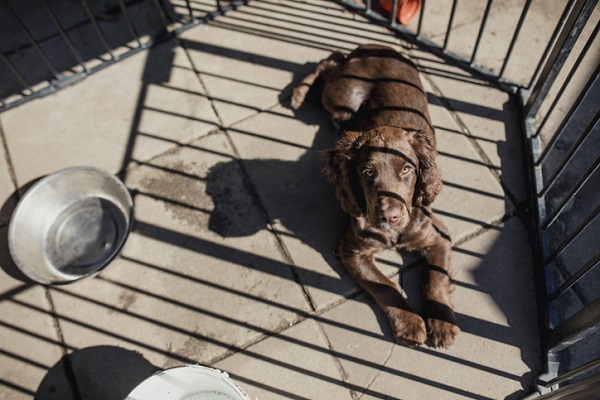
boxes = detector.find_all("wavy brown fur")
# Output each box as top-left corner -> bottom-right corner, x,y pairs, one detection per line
292,44 -> 459,348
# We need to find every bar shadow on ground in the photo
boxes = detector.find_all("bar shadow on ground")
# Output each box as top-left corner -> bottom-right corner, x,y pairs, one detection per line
0,1 -> 542,398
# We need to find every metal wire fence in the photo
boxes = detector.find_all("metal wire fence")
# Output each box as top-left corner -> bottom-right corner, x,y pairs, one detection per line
1,0 -> 599,397
0,0 -> 245,111
333,0 -> 600,397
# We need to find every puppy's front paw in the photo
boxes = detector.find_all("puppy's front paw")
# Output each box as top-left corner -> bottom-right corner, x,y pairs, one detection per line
389,309 -> 427,347
424,299 -> 459,348
428,318 -> 460,348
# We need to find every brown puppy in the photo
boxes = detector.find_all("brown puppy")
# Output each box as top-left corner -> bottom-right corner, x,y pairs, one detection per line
292,44 -> 459,348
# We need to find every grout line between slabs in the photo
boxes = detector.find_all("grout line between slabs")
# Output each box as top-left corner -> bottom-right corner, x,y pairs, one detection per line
178,36 -> 319,315
0,118 -> 19,213
44,288 -> 82,400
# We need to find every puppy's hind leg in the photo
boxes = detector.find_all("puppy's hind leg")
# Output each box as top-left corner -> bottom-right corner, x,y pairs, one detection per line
291,52 -> 345,110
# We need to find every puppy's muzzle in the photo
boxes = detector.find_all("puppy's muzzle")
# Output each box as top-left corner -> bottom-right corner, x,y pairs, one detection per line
375,191 -> 409,228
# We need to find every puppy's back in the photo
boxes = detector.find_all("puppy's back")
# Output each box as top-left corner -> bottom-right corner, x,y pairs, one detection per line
322,45 -> 431,133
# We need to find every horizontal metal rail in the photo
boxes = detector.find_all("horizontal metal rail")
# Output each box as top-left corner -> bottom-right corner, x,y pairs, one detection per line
1,1 -> 599,397
0,0 -> 248,112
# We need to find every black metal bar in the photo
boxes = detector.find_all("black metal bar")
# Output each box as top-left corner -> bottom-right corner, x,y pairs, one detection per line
0,51 -> 31,90
538,109 -> 600,198
151,0 -> 172,28
535,28 -> 600,158
525,0 -> 575,91
416,0 -> 425,37
535,371 -> 600,399
545,203 -> 600,266
443,0 -> 459,50
470,0 -> 493,65
78,0 -> 116,60
40,0 -> 89,72
1,0 -> 59,76
547,297 -> 600,353
534,27 -> 600,142
524,0 -> 596,118
185,0 -> 195,21
543,357 -> 600,389
540,113 -> 600,229
521,101 -> 560,392
116,0 -> 143,48
498,0 -> 532,79
390,0 -> 398,25
549,252 -> 600,302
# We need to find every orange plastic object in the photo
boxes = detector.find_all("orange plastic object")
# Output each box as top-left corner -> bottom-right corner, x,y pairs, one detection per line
380,0 -> 422,25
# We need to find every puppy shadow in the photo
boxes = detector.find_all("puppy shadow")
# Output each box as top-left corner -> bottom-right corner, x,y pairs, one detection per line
205,97 -> 350,284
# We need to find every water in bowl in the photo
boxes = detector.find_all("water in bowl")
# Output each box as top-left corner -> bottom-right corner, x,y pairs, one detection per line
45,197 -> 127,277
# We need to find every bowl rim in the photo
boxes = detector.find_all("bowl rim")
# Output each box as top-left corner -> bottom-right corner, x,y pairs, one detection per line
124,365 -> 251,400
7,166 -> 134,285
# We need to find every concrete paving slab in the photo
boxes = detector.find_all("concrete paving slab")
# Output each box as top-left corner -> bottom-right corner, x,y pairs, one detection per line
49,131 -> 311,372
319,216 -> 541,399
0,248 -> 65,400
214,317 -> 353,399
425,90 -> 509,241
0,37 -> 219,187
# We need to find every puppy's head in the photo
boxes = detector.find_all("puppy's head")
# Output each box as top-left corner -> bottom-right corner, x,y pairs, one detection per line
323,126 -> 442,231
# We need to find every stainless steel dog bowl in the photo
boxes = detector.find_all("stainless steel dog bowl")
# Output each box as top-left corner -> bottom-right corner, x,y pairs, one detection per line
8,167 -> 133,284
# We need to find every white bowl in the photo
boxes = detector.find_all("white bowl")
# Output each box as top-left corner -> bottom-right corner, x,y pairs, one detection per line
125,365 -> 250,400
8,167 -> 133,284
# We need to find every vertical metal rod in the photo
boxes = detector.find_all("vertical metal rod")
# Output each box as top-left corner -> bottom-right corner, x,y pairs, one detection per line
546,297 -> 600,353
525,0 -> 575,91
548,251 -> 600,302
116,0 -> 143,48
40,0 -> 89,72
538,109 -> 600,199
0,51 -> 31,89
185,0 -> 195,21
417,0 -> 426,37
525,0 -> 595,118
151,0 -> 172,28
390,0 -> 398,25
443,0 -> 459,50
470,0 -> 493,65
545,203 -> 600,267
536,64 -> 599,165
544,357 -> 600,388
498,0 -> 532,79
543,149 -> 600,230
78,0 -> 116,60
1,0 -> 59,76
535,23 -> 600,140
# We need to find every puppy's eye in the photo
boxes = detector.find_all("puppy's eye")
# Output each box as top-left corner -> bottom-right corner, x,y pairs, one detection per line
362,168 -> 374,178
401,165 -> 413,175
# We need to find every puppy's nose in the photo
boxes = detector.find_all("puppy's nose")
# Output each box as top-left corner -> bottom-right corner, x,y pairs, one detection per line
381,206 -> 401,223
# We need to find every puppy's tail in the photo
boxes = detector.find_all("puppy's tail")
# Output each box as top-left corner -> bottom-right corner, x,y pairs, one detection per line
291,51 -> 345,110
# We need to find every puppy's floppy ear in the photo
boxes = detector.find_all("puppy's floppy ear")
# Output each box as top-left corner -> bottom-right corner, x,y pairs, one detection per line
321,131 -> 368,217
410,129 -> 443,207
